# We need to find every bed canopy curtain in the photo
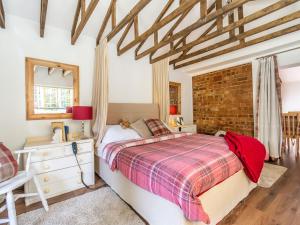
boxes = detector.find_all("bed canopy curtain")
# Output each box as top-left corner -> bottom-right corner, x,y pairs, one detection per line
91,38 -> 109,147
255,56 -> 282,159
152,58 -> 170,122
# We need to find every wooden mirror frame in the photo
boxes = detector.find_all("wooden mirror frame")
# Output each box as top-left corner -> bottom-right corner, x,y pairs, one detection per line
25,57 -> 79,120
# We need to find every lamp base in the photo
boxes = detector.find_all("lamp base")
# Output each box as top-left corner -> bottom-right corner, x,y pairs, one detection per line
81,121 -> 85,138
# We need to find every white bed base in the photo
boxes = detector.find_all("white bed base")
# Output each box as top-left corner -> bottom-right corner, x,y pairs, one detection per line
95,156 -> 256,225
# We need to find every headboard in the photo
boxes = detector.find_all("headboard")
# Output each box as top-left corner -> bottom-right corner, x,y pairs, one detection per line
106,103 -> 159,125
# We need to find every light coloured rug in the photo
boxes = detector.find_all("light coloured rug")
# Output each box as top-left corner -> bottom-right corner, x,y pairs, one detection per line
18,187 -> 146,225
258,163 -> 287,188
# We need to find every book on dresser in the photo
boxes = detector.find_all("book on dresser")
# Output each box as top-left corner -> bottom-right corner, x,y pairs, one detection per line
23,137 -> 95,206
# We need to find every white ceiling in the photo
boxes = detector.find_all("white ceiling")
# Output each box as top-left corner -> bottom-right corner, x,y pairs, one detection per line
3,0 -> 281,41
3,0 -> 300,72
280,66 -> 300,83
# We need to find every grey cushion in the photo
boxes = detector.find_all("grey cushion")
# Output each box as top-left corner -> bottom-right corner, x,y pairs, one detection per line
130,119 -> 153,138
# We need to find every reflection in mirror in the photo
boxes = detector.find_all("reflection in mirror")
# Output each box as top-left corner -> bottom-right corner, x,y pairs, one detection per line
26,57 -> 79,120
33,66 -> 74,114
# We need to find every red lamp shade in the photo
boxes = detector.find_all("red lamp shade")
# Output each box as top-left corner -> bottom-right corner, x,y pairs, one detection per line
72,106 -> 93,120
170,105 -> 177,115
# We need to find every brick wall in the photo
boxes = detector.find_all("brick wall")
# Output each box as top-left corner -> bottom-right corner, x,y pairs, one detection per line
192,63 -> 254,136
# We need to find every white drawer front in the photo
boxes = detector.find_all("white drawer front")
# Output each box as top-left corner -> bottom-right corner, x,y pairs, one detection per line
31,153 -> 93,174
64,142 -> 92,157
32,163 -> 93,188
25,173 -> 94,205
30,142 -> 92,162
31,146 -> 65,162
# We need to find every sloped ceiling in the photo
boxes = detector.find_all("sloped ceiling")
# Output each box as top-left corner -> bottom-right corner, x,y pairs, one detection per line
3,0 -> 300,73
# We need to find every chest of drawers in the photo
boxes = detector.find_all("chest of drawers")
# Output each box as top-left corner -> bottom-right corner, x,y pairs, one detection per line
23,138 -> 95,206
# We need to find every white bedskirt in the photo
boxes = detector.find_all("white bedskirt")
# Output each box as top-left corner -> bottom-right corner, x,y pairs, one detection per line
95,156 -> 256,225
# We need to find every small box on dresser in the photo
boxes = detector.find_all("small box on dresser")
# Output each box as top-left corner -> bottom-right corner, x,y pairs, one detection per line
23,137 -> 95,206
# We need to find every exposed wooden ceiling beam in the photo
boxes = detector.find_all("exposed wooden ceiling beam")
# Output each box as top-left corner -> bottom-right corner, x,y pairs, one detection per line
228,10 -> 235,38
174,23 -> 300,69
96,0 -> 116,44
171,1 -> 216,52
111,0 -> 116,29
0,0 -> 5,29
136,0 -> 249,61
71,0 -> 99,45
117,19 -> 134,50
238,6 -> 245,43
216,0 -> 223,31
106,0 -> 151,42
40,0 -> 48,37
171,11 -> 300,66
133,0 -> 177,58
117,0 -> 202,55
200,0 -> 207,19
150,0 -> 297,64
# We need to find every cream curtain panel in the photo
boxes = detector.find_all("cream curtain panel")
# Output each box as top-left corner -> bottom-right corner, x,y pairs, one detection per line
255,56 -> 282,159
91,38 -> 109,147
152,58 -> 170,122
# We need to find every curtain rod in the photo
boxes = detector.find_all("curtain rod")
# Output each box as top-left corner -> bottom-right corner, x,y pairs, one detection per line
256,46 -> 300,60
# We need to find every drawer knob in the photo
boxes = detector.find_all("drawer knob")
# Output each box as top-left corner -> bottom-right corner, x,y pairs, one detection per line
44,165 -> 50,170
42,152 -> 48,157
44,188 -> 50,194
43,177 -> 49,182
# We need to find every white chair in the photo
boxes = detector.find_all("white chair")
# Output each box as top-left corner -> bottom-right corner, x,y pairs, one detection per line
0,148 -> 49,225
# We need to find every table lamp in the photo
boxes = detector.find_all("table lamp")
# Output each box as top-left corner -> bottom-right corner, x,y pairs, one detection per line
170,105 -> 178,115
72,106 -> 93,138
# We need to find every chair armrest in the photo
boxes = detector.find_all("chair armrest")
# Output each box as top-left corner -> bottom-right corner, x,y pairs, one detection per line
14,149 -> 37,155
14,149 -> 38,172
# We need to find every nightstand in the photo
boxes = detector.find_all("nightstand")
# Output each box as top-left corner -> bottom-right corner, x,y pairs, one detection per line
170,124 -> 197,134
23,137 -> 95,206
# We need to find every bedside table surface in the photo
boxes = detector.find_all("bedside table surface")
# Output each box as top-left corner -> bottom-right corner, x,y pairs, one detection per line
24,136 -> 93,148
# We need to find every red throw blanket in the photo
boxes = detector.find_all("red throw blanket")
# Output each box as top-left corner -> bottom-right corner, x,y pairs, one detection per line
224,131 -> 266,183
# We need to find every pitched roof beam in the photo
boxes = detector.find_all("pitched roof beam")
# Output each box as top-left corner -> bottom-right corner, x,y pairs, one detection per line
96,0 -> 117,44
96,0 -> 150,45
40,0 -> 48,37
174,23 -> 300,69
0,0 -> 5,29
172,11 -> 300,66
136,0 -> 249,61
106,0 -> 150,42
149,0 -> 297,64
238,6 -> 245,43
122,0 -> 176,56
118,0 -> 202,56
71,0 -> 99,45
171,1 -> 216,52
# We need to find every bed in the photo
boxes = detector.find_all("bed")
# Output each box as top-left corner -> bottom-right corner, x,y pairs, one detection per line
94,103 -> 257,225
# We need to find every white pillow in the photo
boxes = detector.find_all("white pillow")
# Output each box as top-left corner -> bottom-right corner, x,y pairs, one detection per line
101,125 -> 141,144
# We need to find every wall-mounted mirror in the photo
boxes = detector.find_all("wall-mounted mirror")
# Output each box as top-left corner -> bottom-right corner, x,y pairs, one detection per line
26,57 -> 79,120
169,81 -> 181,115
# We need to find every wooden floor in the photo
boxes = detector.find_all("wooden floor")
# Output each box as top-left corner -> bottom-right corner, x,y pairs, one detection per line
219,147 -> 300,225
1,148 -> 300,225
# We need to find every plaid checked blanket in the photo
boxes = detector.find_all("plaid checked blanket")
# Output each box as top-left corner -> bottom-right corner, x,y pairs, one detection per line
0,143 -> 18,183
101,133 -> 243,223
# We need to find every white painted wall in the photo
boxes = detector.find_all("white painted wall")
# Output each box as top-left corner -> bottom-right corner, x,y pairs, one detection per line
108,43 -> 152,103
0,15 -> 95,150
169,69 -> 193,124
0,15 -> 156,150
282,81 -> 300,113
